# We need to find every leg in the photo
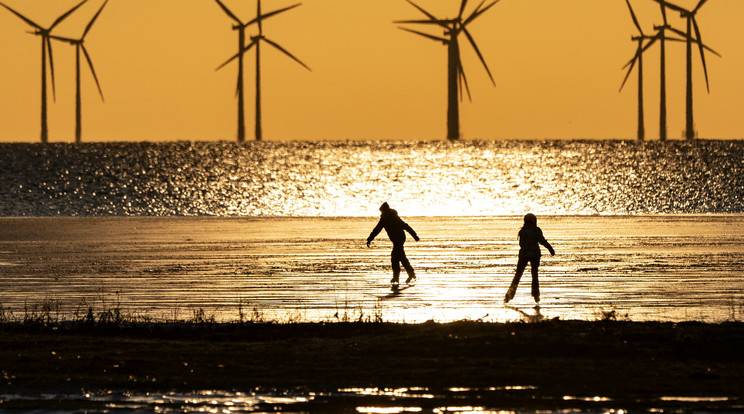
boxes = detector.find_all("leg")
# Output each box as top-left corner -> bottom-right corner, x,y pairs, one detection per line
530,257 -> 541,302
390,247 -> 402,284
396,243 -> 416,283
505,257 -> 528,303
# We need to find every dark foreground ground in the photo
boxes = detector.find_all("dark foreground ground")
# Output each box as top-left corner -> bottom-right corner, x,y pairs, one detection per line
1,320 -> 743,411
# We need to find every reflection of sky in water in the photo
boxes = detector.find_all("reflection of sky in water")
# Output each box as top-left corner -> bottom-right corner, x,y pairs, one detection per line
1,140 -> 743,216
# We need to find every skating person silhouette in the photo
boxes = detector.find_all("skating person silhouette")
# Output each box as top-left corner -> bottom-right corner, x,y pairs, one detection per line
367,202 -> 420,287
504,213 -> 555,304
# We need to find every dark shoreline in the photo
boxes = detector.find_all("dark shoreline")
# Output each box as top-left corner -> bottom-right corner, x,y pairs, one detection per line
2,319 -> 743,409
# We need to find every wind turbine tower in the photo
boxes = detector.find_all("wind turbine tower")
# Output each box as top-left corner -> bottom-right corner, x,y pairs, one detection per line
396,0 -> 499,140
656,1 -> 670,141
620,0 -> 649,141
621,0 -> 685,141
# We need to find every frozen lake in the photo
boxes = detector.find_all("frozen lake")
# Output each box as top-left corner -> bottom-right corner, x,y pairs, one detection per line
1,215 -> 743,323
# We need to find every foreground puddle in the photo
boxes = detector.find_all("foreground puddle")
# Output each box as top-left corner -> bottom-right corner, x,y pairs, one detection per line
0,388 -> 740,413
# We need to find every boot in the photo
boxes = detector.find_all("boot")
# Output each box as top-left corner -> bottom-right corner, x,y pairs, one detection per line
504,284 -> 517,303
391,270 -> 400,286
405,270 -> 416,285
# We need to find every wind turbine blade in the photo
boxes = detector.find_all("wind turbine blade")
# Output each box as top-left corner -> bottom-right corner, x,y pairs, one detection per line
394,19 -> 451,25
700,42 -> 720,57
458,58 -> 471,102
81,45 -> 104,100
403,0 -> 443,23
47,37 -> 57,101
398,27 -> 448,43
666,26 -> 688,39
621,56 -> 634,70
667,26 -> 720,56
694,0 -> 708,13
458,63 -> 462,100
462,28 -> 494,85
619,53 -> 638,92
625,0 -> 643,35
214,0 -> 242,24
464,0 -> 486,22
262,37 -> 311,71
641,36 -> 658,53
458,0 -> 469,19
0,2 -> 43,29
692,18 -> 710,92
49,34 -> 76,43
659,0 -> 668,25
50,0 -> 88,30
257,0 -> 263,34
464,0 -> 499,26
83,0 -> 108,38
216,38 -> 258,71
652,0 -> 687,14
244,3 -> 301,27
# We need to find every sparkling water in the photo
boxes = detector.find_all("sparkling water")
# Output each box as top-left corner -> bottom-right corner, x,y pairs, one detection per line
2,140 -> 743,217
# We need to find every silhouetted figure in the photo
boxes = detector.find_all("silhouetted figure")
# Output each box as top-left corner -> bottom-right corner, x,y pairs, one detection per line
367,202 -> 419,287
504,213 -> 555,304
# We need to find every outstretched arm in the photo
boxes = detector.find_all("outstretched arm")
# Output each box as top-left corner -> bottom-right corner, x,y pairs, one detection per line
367,220 -> 384,247
403,221 -> 420,241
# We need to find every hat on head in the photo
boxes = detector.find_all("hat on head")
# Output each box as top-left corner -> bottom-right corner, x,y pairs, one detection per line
524,213 -> 537,225
380,202 -> 390,212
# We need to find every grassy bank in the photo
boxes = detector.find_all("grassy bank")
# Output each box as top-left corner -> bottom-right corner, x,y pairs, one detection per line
1,319 -> 743,402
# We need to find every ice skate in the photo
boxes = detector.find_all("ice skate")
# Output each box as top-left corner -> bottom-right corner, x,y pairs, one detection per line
504,284 -> 517,303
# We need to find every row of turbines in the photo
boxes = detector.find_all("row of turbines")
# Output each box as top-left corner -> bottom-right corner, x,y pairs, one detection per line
2,0 -> 495,143
621,0 -> 720,141
1,0 -> 107,144
2,0 -> 722,143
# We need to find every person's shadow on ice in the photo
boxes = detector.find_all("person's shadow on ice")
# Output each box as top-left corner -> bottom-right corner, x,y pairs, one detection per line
506,304 -> 544,323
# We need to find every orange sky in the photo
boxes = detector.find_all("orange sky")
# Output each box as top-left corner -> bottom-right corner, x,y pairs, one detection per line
1,0 -> 742,142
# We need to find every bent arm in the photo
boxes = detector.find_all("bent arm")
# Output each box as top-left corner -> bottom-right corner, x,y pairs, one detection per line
540,239 -> 555,256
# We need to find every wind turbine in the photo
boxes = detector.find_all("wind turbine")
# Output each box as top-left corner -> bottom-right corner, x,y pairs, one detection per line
215,0 -> 310,142
50,0 -> 108,144
396,0 -> 499,140
0,0 -> 88,143
621,0 -> 684,141
653,0 -> 720,140
619,0 -> 649,141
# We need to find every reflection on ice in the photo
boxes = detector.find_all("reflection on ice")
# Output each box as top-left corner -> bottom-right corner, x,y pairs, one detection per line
449,386 -> 537,392
563,395 -> 613,402
339,387 -> 435,399
357,407 -> 423,413
82,389 -> 315,412
1,215 -> 744,323
659,396 -> 731,402
0,388 -> 740,413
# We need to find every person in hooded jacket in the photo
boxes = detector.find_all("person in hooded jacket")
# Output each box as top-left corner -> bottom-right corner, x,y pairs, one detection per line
504,213 -> 555,304
367,202 -> 420,286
